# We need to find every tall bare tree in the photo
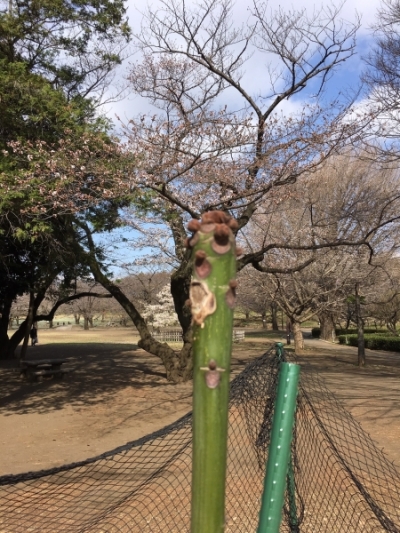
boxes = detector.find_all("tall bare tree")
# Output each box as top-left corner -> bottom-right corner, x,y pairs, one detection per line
21,0 -> 400,380
236,271 -> 271,327
364,0 -> 400,158
242,150 -> 400,354
72,0 -> 400,381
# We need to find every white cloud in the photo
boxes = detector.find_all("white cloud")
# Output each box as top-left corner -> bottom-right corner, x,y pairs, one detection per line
125,0 -> 381,34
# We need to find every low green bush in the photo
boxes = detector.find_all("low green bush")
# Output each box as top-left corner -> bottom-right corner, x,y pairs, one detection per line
312,327 -> 388,338
337,328 -> 386,336
337,334 -> 400,352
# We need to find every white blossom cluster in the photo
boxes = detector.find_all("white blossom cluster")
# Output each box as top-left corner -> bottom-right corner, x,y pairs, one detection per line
141,284 -> 179,328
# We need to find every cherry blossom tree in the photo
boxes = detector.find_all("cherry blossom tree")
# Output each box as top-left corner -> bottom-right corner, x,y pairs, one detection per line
0,0 -> 132,358
363,0 -> 400,158
77,0 -> 379,381
142,285 -> 180,329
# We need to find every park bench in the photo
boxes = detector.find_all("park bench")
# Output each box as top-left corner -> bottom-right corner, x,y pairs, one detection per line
20,359 -> 67,382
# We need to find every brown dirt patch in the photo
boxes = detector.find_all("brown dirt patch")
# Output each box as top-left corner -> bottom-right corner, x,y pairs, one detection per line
298,336 -> 400,469
0,328 -> 262,476
0,328 -> 400,476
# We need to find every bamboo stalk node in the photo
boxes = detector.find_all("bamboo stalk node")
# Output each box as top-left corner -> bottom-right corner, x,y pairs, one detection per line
199,359 -> 226,388
195,250 -> 212,278
211,240 -> 232,255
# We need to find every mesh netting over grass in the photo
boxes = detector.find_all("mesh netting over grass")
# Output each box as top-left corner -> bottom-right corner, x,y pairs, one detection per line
1,347 -> 400,532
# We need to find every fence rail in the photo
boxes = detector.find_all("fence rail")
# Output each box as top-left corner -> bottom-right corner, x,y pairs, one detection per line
152,329 -> 246,343
153,330 -> 183,342
233,329 -> 245,342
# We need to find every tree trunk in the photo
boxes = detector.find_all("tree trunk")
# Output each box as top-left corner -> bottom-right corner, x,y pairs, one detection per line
345,302 -> 352,330
170,260 -> 193,381
292,321 -> 304,354
86,239 -> 192,383
19,291 -> 35,361
74,314 -> 80,325
270,302 -> 279,331
355,283 -> 366,367
261,311 -> 267,329
0,297 -> 13,359
319,312 -> 336,342
49,319 -> 53,328
386,319 -> 398,335
1,294 -> 38,360
83,316 -> 89,330
286,320 -> 292,345
0,280 -> 50,360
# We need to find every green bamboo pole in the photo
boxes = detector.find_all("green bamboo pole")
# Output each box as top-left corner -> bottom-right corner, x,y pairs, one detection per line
257,362 -> 300,533
188,211 -> 237,533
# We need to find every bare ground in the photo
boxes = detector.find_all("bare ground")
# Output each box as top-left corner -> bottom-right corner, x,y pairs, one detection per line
0,327 -> 399,476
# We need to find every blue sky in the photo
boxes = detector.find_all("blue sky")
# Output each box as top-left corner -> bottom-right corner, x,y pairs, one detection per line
103,0 -> 383,123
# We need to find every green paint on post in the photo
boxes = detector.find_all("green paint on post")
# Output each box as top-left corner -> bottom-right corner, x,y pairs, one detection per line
188,211 -> 238,533
257,362 -> 300,533
275,343 -> 299,530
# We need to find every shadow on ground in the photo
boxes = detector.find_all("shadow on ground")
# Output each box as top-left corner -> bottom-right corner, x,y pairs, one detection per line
0,340 -> 262,417
0,343 -> 171,416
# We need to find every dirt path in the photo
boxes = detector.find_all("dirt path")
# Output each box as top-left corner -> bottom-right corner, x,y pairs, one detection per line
300,336 -> 400,468
0,328 -> 399,476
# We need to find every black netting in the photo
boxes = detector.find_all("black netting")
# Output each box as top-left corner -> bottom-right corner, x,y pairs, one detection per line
1,346 -> 400,532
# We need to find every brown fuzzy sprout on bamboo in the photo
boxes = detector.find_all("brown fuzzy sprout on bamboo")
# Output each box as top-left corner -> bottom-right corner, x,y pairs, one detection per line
186,211 -> 239,327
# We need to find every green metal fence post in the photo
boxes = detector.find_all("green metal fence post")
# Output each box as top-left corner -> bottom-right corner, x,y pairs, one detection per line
274,341 -> 299,532
188,211 -> 237,533
257,362 -> 300,533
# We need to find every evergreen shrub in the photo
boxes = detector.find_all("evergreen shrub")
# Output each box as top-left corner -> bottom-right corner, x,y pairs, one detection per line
337,334 -> 400,352
312,327 -> 387,338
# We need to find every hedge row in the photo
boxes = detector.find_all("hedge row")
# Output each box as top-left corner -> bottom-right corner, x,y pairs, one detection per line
311,327 -> 387,338
337,334 -> 400,352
